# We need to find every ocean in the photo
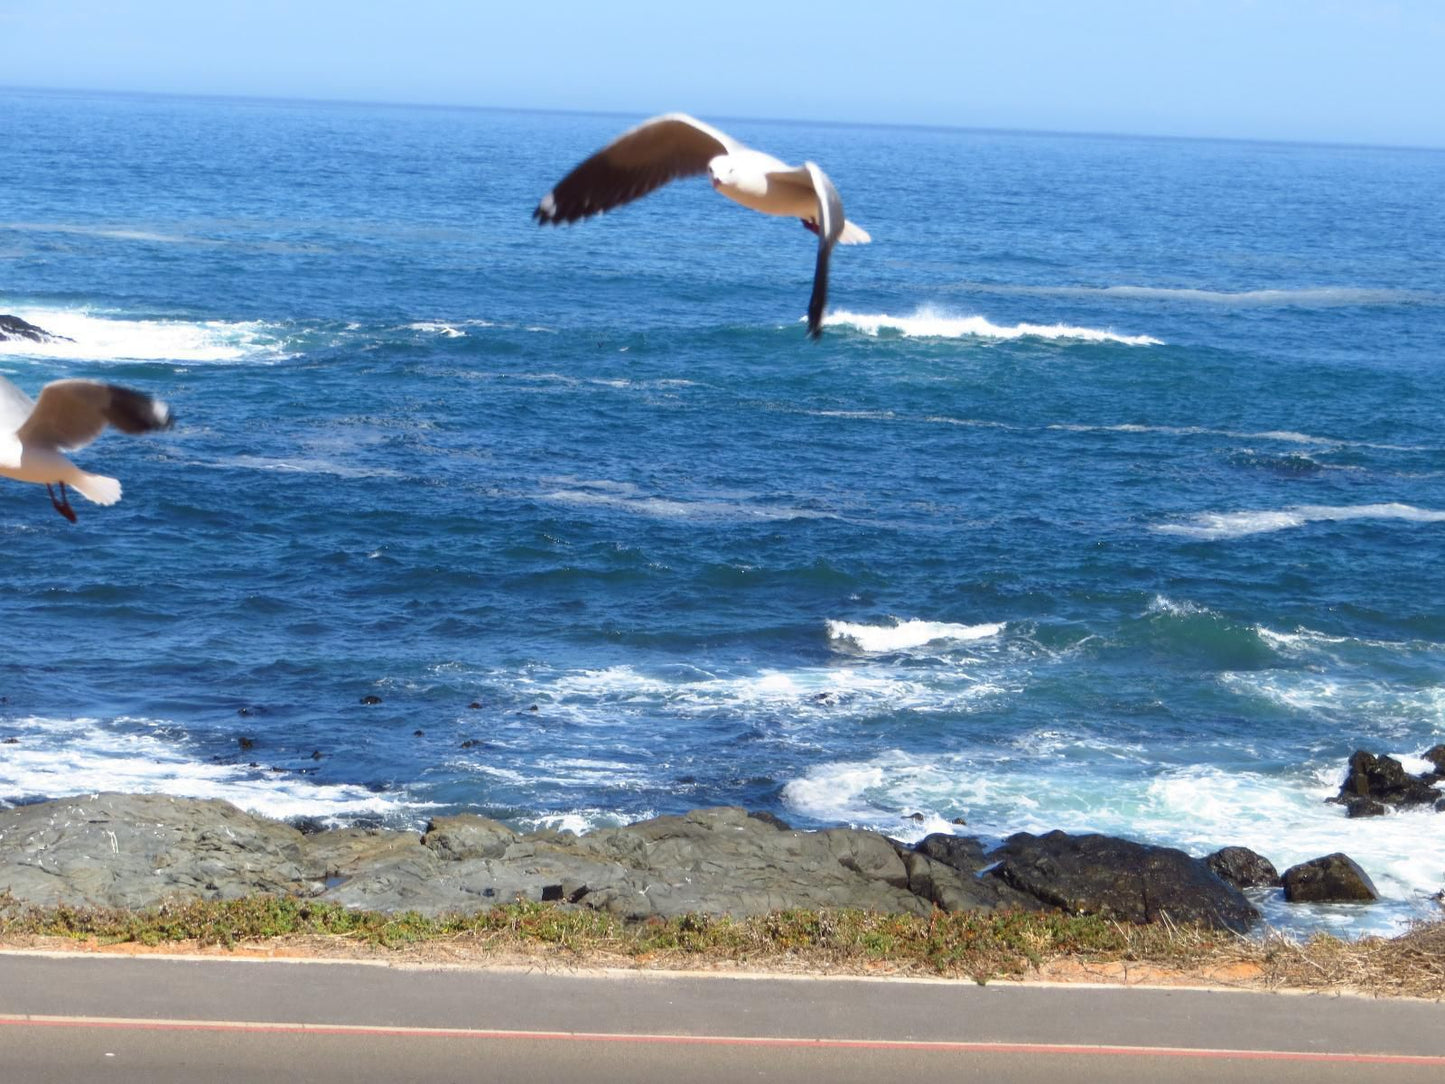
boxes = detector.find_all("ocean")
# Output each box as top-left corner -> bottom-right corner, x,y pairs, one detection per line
3,88 -> 1443,937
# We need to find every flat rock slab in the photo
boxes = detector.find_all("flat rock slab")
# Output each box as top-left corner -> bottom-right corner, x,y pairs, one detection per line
1,794 -> 1265,930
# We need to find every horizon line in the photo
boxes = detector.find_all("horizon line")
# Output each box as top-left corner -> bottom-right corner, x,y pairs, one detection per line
4,82 -> 1444,155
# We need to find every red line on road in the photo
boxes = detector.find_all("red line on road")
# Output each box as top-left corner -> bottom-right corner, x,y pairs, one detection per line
2,1014 -> 1443,1065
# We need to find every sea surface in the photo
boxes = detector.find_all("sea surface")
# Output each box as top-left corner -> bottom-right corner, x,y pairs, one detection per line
3,88 -> 1444,937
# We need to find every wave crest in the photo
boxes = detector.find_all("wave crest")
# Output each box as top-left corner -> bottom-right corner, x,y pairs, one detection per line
823,308 -> 1161,345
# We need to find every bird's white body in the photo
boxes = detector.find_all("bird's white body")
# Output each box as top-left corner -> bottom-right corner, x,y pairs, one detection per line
0,436 -> 120,504
707,149 -> 870,244
0,375 -> 171,519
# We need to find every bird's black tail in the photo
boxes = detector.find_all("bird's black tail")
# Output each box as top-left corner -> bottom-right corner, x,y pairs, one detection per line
807,239 -> 833,340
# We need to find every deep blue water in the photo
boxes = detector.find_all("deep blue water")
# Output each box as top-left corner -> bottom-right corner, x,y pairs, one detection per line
3,88 -> 1444,934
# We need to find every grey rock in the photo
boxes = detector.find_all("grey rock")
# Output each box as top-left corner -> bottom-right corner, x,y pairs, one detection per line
422,815 -> 517,861
0,795 -> 1272,928
985,830 -> 1259,933
0,793 -> 309,908
1205,846 -> 1281,889
1282,853 -> 1379,903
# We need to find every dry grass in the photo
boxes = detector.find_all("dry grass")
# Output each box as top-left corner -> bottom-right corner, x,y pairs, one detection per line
1,893 -> 1441,999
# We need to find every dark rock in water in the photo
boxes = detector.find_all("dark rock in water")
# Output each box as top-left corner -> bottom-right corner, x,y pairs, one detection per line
1421,744 -> 1445,783
360,694 -> 383,705
1282,853 -> 1379,903
2,737 -> 17,745
1341,797 -> 1389,819
1206,846 -> 1281,889
413,729 -> 424,737
310,750 -> 323,761
468,701 -> 482,710
985,831 -> 1259,932
914,833 -> 988,874
951,816 -> 967,826
1330,750 -> 1441,812
0,314 -> 72,344
238,736 -> 254,750
905,812 -> 925,823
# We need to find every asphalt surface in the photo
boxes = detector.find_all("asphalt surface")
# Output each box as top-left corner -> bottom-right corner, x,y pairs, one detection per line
1,951 -> 1443,1082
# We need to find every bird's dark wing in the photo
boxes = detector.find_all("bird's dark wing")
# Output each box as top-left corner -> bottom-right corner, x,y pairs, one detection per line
17,379 -> 173,452
534,113 -> 741,225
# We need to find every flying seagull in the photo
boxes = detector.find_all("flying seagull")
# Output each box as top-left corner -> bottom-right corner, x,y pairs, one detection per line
0,376 -> 173,522
533,113 -> 870,338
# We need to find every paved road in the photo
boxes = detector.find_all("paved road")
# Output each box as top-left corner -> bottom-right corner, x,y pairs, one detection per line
1,951 -> 1442,1082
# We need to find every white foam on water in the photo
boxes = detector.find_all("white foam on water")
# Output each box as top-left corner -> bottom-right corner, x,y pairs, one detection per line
827,618 -> 1005,653
1220,671 -> 1445,733
0,717 -> 421,822
782,750 -> 1445,936
1046,421 -> 1433,452
1144,594 -> 1211,617
513,661 -> 1009,725
406,319 -> 495,338
823,307 -> 1162,345
1155,503 -> 1445,540
959,283 -> 1438,307
0,308 -> 292,364
539,480 -> 836,523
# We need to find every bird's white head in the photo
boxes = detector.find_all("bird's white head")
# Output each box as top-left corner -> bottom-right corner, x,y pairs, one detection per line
707,155 -> 734,190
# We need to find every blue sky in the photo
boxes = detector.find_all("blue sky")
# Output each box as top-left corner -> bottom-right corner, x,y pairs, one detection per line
3,1 -> 1443,148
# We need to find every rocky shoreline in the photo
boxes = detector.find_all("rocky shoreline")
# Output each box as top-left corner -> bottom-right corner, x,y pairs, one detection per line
0,776 -> 1416,934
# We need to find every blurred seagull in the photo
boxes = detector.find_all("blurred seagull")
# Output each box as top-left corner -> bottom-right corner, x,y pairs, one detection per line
533,113 -> 870,338
0,376 -> 173,522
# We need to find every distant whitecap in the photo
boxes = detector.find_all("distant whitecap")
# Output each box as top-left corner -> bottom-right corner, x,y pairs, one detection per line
1156,502 -> 1445,540
826,618 -> 1005,653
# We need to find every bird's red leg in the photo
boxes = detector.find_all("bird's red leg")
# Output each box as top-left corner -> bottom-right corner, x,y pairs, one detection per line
800,218 -> 820,236
47,483 -> 78,523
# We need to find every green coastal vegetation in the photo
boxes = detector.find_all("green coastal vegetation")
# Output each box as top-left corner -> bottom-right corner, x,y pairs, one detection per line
3,894 -> 1441,999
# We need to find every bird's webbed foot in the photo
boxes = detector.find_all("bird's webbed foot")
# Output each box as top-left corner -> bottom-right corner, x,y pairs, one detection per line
47,482 -> 78,523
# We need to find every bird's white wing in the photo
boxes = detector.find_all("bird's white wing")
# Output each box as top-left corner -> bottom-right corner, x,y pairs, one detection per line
16,379 -> 172,453
0,375 -> 35,436
534,113 -> 744,225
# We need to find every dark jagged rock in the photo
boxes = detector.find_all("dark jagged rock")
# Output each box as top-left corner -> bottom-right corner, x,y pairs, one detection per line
984,831 -> 1259,933
1329,750 -> 1441,815
0,314 -> 71,344
1281,853 -> 1379,903
914,833 -> 988,874
1421,744 -> 1445,784
360,695 -> 383,705
1205,846 -> 1281,889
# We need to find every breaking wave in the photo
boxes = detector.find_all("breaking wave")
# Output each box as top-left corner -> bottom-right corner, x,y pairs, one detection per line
826,618 -> 1005,653
0,307 -> 293,364
822,308 -> 1161,345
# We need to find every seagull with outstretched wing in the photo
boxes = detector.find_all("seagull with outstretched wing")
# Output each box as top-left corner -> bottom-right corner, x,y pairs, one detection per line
0,376 -> 173,522
534,113 -> 870,338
